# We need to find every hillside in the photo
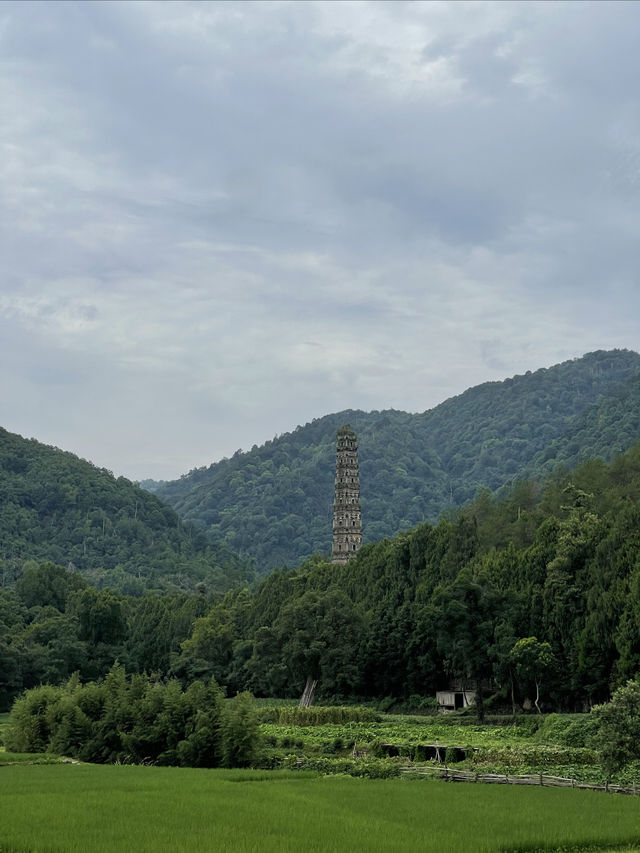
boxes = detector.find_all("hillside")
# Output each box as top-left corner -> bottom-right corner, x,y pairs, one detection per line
5,441 -> 640,713
176,438 -> 640,709
0,428 -> 248,594
156,349 -> 640,573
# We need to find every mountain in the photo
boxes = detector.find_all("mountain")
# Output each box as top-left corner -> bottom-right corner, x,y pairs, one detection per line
0,428 -> 248,594
176,439 -> 640,708
4,440 -> 640,712
155,349 -> 640,574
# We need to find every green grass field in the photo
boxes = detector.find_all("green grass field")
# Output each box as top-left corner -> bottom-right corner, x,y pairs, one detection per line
0,764 -> 639,853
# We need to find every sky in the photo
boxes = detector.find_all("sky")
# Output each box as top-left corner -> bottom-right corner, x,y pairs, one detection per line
2,1 -> 640,481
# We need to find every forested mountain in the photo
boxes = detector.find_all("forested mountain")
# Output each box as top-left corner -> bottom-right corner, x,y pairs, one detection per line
0,428 -> 248,594
156,349 -> 640,573
6,441 -> 640,714
174,440 -> 640,711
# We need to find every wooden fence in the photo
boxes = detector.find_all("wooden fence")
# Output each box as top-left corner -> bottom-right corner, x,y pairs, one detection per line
399,764 -> 640,796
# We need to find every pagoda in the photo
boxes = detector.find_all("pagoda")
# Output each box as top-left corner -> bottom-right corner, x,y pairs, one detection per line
331,424 -> 362,564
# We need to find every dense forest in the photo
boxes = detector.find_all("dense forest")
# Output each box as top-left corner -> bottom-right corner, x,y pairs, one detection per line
0,562 -> 211,710
0,428 -> 249,594
155,349 -> 640,572
4,441 -> 640,716
171,441 -> 640,713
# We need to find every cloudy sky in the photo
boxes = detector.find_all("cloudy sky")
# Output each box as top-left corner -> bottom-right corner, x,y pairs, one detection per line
2,1 -> 639,480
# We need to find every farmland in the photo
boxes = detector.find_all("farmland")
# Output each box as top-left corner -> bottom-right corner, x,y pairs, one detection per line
1,763 -> 640,853
256,709 -> 640,787
2,707 -> 640,851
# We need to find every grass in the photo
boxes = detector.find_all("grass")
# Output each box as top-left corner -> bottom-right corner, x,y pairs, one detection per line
0,764 -> 639,853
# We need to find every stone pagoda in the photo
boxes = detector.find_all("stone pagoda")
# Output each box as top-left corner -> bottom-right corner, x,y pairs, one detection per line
331,424 -> 362,564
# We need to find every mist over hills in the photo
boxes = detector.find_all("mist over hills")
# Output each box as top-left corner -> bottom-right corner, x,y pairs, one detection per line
155,349 -> 640,574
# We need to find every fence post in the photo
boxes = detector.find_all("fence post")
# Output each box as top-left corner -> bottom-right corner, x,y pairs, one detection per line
540,773 -> 543,786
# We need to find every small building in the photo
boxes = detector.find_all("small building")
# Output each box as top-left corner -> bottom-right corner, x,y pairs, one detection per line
436,688 -> 475,712
436,679 -> 492,712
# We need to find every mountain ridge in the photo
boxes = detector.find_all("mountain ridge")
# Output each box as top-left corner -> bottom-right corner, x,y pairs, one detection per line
155,349 -> 640,573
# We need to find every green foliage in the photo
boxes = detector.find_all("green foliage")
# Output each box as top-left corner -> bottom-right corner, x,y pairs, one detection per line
0,566 -> 212,710
7,393 -> 640,727
432,564 -> 501,720
256,713 -> 623,787
592,679 -> 640,776
510,637 -> 556,713
535,713 -> 599,748
221,692 -> 261,767
167,438 -> 640,715
0,427 -> 249,594
259,718 -> 582,755
156,350 -> 640,572
4,666 -> 262,769
3,684 -> 61,752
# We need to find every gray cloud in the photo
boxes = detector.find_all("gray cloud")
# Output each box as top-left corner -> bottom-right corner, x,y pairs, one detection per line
1,0 -> 639,479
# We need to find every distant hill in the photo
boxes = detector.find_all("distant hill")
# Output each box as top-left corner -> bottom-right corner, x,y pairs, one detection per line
0,428 -> 248,594
155,349 -> 640,573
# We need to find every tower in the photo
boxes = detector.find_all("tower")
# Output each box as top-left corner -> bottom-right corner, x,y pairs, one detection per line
331,424 -> 362,564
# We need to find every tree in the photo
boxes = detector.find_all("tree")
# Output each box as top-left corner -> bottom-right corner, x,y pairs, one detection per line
15,563 -> 86,611
592,678 -> 640,777
432,567 -> 503,721
274,588 -> 363,702
510,636 -> 555,714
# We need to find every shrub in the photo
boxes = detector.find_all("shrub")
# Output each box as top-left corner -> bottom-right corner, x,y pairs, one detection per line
535,713 -> 597,746
592,679 -> 640,776
221,692 -> 261,768
4,685 -> 61,753
4,668 -> 262,770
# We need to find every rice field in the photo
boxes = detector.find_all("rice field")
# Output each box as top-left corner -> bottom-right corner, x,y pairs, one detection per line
0,763 -> 639,853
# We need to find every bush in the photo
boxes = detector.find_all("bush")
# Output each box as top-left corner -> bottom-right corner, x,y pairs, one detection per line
4,667 -> 262,769
536,713 -> 599,748
4,685 -> 61,753
221,692 -> 261,768
592,679 -> 640,776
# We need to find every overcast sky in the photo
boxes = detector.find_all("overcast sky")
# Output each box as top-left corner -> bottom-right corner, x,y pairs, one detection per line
2,1 -> 639,480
